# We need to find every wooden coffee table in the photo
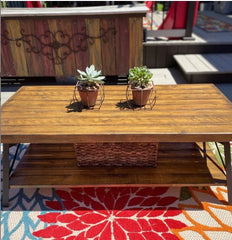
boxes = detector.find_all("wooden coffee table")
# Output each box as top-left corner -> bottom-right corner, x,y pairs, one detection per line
1,84 -> 232,206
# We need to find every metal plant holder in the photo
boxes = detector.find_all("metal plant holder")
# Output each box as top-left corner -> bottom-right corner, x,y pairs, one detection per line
126,83 -> 157,110
71,83 -> 105,110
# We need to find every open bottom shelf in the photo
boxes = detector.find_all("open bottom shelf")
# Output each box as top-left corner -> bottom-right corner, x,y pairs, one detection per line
10,142 -> 226,188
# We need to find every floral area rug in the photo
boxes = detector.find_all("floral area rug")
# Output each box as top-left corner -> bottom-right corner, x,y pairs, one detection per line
1,144 -> 232,240
196,13 -> 232,32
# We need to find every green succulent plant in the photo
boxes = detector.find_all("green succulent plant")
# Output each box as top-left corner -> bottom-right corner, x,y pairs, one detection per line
77,65 -> 105,89
128,66 -> 153,88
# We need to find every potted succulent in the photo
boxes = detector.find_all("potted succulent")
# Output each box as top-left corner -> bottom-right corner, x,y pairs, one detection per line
128,66 -> 153,106
76,65 -> 105,107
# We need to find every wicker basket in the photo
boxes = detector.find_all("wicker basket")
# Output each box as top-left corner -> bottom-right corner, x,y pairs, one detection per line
74,142 -> 158,167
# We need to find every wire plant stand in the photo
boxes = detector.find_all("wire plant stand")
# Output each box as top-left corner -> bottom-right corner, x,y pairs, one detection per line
70,83 -> 105,110
125,84 -> 157,110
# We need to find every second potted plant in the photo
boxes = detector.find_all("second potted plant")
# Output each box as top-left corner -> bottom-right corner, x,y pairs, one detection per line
76,65 -> 105,107
128,66 -> 153,106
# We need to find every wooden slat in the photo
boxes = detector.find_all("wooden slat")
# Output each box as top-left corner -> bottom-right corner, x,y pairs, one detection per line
85,18 -> 102,70
47,18 -> 63,76
2,109 -> 232,120
5,19 -> 28,76
3,98 -> 230,109
56,17 -> 77,76
100,17 -> 116,75
19,19 -> 44,76
2,124 -> 232,135
129,17 -> 143,68
3,114 -> 232,127
33,18 -> 56,76
2,85 -> 227,101
72,17 -> 88,72
1,20 -> 16,76
9,142 -> 226,188
1,85 -> 231,106
3,92 -> 225,101
115,16 -> 129,75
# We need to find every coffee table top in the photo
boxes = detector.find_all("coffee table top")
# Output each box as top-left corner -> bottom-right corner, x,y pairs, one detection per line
1,84 -> 232,143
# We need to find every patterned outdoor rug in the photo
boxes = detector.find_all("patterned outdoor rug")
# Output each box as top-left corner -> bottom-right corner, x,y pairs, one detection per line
196,13 -> 232,33
1,144 -> 232,240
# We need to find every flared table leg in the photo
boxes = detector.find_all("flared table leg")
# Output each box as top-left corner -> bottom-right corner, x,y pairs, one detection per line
223,142 -> 232,205
2,144 -> 9,207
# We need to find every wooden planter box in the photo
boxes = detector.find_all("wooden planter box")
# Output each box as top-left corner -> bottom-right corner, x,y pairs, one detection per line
1,5 -> 147,78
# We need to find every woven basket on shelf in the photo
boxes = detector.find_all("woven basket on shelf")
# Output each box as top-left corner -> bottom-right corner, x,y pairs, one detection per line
74,142 -> 158,167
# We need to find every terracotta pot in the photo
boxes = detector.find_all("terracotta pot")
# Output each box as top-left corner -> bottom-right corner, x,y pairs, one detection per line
78,88 -> 99,107
131,85 -> 153,106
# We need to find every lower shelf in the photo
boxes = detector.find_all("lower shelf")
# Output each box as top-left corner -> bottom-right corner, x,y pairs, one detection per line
10,142 -> 226,188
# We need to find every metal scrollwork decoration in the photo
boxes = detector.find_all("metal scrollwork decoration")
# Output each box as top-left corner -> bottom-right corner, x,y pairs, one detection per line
1,27 -> 116,65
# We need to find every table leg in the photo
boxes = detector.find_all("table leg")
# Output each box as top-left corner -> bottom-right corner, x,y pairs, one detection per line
202,142 -> 207,160
2,144 -> 9,207
223,142 -> 232,205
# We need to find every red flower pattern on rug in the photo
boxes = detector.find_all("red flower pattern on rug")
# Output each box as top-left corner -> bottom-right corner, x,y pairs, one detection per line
33,187 -> 186,240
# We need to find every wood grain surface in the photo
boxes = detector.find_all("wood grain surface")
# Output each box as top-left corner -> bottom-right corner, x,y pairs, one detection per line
2,84 -> 232,143
1,11 -> 144,77
9,142 -> 226,188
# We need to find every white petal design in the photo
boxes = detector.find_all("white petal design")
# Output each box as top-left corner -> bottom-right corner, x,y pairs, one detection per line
210,186 -> 228,202
25,236 -> 33,240
7,212 -> 25,240
179,230 -> 206,240
28,211 -> 41,221
34,219 -> 46,231
209,206 -> 232,227
7,211 -> 23,232
1,223 -> 4,238
9,223 -> 25,240
205,231 -> 232,240
185,209 -> 221,227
